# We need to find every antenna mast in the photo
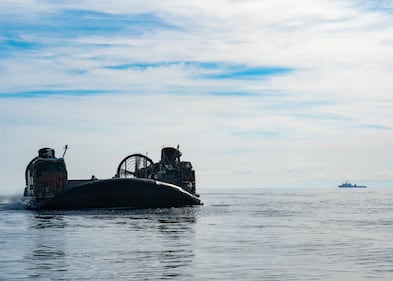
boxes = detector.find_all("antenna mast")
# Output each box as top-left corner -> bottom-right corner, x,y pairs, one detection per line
62,145 -> 68,158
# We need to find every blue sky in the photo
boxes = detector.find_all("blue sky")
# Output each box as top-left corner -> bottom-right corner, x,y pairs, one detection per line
1,1 -> 392,194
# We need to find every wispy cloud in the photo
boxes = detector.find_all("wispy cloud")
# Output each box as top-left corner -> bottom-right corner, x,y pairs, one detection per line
362,124 -> 393,131
105,61 -> 294,80
204,66 -> 293,80
350,0 -> 393,13
0,89 -> 110,98
1,9 -> 175,38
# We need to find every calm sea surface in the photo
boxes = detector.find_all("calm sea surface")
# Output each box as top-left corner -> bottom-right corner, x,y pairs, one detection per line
1,188 -> 393,281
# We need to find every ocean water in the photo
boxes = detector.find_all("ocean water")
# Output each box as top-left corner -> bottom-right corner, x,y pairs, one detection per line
1,188 -> 393,281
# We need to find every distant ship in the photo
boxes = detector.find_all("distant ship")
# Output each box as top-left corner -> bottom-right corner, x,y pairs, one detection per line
338,181 -> 367,188
22,146 -> 202,210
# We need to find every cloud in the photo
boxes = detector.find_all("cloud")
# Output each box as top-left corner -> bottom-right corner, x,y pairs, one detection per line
0,89 -> 110,98
104,61 -> 294,81
348,0 -> 393,13
362,124 -> 393,131
1,0 -> 393,194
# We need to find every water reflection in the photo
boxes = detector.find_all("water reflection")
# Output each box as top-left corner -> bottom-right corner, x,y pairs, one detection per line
154,209 -> 198,279
29,213 -> 67,229
26,213 -> 68,279
122,207 -> 199,280
23,207 -> 200,280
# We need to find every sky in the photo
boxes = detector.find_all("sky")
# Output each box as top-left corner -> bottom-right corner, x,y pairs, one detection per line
1,0 -> 392,195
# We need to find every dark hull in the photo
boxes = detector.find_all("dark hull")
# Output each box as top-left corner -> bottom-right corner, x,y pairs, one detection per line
338,186 -> 367,188
22,178 -> 202,210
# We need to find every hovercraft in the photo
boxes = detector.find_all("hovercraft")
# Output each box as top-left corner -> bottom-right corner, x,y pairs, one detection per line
22,146 -> 202,210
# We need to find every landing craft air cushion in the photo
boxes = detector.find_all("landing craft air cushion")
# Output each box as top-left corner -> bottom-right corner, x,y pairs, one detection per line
22,146 -> 202,210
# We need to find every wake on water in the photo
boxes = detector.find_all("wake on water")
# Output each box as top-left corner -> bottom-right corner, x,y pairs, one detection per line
0,195 -> 25,210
